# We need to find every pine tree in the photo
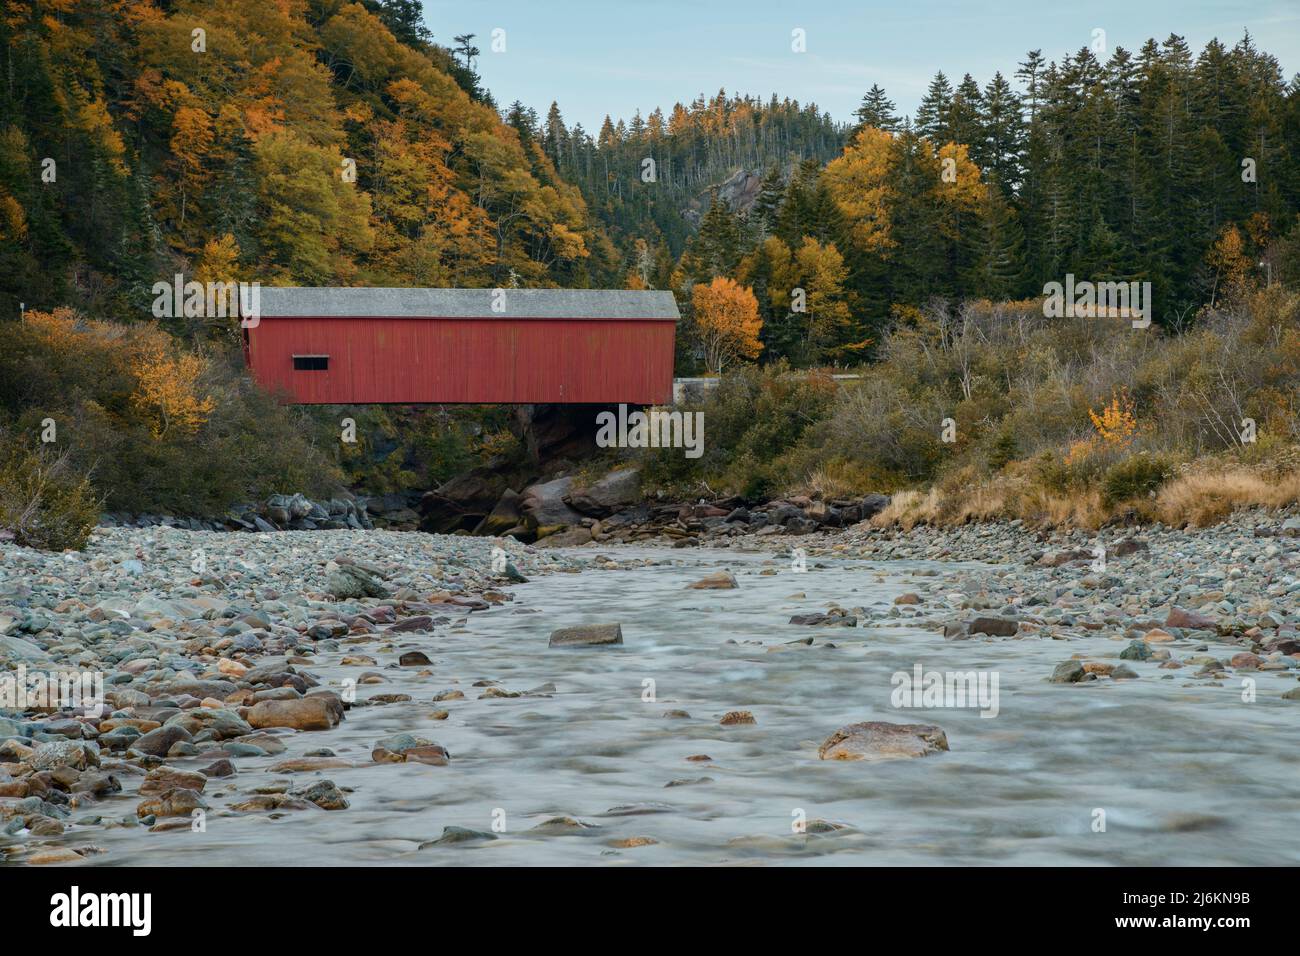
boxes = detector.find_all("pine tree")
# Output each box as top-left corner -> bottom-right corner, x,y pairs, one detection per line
967,187 -> 1027,299
915,72 -> 955,142
980,72 -> 1024,192
752,166 -> 786,235
692,189 -> 744,278
854,84 -> 900,131
949,74 -> 985,150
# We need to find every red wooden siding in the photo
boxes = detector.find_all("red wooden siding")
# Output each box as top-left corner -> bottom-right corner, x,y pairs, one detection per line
246,316 -> 677,405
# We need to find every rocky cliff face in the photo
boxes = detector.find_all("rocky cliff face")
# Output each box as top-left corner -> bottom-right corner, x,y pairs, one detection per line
681,168 -> 763,227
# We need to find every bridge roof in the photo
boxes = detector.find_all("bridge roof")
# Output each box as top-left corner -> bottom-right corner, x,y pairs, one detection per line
257,287 -> 680,321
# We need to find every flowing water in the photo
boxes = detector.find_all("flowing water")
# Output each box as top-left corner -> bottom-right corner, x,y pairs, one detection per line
85,547 -> 1300,866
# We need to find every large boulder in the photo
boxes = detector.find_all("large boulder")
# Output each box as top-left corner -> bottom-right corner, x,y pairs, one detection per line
476,489 -> 523,536
859,494 -> 891,520
565,468 -> 641,516
519,477 -> 585,530
420,465 -> 513,534
818,721 -> 949,761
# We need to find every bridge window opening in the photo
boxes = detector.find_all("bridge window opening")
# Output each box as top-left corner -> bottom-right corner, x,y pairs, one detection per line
292,354 -> 329,371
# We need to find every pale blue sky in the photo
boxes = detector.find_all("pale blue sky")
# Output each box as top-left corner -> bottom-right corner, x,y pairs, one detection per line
420,0 -> 1300,130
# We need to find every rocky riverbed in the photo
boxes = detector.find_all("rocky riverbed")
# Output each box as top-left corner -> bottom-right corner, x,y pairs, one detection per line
2,514 -> 1298,866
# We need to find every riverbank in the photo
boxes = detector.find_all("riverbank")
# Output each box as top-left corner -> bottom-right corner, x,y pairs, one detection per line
2,515 -> 1298,865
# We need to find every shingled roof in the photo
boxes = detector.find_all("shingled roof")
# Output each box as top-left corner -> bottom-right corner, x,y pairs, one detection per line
257,287 -> 680,320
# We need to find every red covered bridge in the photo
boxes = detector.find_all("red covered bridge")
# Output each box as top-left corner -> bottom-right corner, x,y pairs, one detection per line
243,287 -> 679,405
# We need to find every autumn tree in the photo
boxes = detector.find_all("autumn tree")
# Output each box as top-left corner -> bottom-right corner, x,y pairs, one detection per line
129,329 -> 216,438
1205,223 -> 1251,306
692,277 -> 763,373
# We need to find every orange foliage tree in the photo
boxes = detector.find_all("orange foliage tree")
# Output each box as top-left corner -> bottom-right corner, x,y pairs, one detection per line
691,277 -> 763,374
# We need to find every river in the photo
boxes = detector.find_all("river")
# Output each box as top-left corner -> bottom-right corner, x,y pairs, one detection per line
83,546 -> 1300,866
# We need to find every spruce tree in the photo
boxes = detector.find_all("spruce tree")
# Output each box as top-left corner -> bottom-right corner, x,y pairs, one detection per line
916,72 -> 955,142
854,84 -> 900,131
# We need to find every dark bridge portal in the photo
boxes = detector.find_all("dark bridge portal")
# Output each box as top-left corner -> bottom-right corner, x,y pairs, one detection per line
244,288 -> 679,405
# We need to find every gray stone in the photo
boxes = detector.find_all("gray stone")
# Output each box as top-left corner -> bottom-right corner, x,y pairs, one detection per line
549,623 -> 623,647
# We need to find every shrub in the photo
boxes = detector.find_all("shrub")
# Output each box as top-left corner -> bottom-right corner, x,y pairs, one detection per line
0,311 -> 345,514
1101,453 -> 1174,507
0,436 -> 100,550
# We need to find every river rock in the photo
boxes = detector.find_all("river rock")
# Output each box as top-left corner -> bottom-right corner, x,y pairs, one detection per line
1120,640 -> 1154,661
131,725 -> 193,757
969,616 -> 1018,637
1049,660 -> 1090,683
421,826 -> 497,847
371,733 -> 449,765
30,739 -> 99,772
534,526 -> 594,548
325,564 -> 389,600
1166,606 -> 1216,630
140,767 -> 207,794
687,571 -> 738,589
549,623 -> 623,647
247,697 -> 340,731
818,721 -> 949,760
137,788 -> 207,818
293,779 -> 349,810
389,616 -> 436,634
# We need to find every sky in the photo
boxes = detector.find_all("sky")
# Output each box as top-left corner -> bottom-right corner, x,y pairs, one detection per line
420,0 -> 1300,131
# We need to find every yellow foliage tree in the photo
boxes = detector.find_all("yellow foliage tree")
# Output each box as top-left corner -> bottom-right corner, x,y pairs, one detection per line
692,277 -> 763,374
129,331 -> 216,438
821,126 -> 897,256
1088,388 -> 1138,447
1205,224 -> 1251,306
794,237 -> 853,356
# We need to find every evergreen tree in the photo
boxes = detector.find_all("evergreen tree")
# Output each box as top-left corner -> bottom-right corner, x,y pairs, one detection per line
752,166 -> 786,235
855,84 -> 900,131
915,72 -> 955,142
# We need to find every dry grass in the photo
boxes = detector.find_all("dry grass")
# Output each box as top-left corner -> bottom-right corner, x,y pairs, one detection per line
795,459 -> 901,500
1016,485 -> 1107,529
869,460 -> 1300,533
870,488 -> 941,529
1154,468 -> 1300,527
872,478 -> 1105,530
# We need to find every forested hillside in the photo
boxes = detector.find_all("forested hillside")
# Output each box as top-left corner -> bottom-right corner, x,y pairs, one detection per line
516,92 -> 846,268
572,35 -> 1300,370
0,0 -> 615,325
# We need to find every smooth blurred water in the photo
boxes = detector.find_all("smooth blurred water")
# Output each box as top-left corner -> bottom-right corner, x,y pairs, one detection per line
77,547 -> 1300,866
